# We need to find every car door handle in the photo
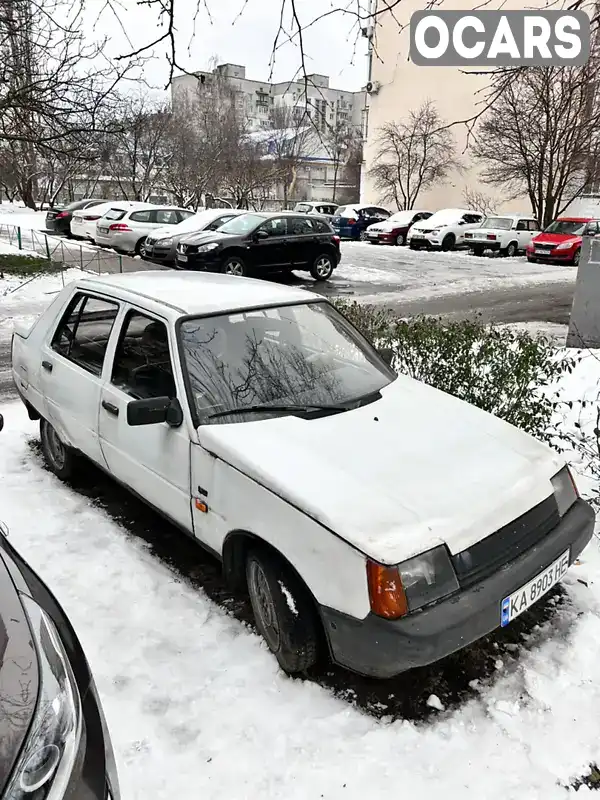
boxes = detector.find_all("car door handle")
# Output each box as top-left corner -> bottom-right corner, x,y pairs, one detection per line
101,400 -> 119,417
41,360 -> 53,372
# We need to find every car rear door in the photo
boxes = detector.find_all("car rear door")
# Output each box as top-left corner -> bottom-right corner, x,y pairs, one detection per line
288,216 -> 319,267
250,217 -> 291,270
98,308 -> 193,532
39,292 -> 120,466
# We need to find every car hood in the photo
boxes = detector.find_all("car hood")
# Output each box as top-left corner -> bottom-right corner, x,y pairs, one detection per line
198,376 -> 563,564
533,233 -> 581,246
180,230 -> 232,246
0,547 -> 39,795
368,221 -> 407,232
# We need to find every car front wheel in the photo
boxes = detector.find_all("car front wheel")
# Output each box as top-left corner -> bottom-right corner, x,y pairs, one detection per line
246,548 -> 320,674
396,233 -> 406,246
310,253 -> 334,281
221,255 -> 247,276
572,248 -> 581,266
503,241 -> 518,258
441,234 -> 455,251
40,418 -> 74,480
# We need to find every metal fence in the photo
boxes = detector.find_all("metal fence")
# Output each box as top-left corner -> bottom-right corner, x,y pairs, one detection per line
0,224 -> 127,275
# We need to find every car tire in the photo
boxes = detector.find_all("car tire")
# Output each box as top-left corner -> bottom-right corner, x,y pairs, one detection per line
441,234 -> 455,252
221,255 -> 247,276
40,418 -> 74,480
135,237 -> 147,256
310,253 -> 334,281
246,548 -> 320,674
572,248 -> 581,266
503,241 -> 518,258
396,233 -> 406,246
359,231 -> 368,242
471,245 -> 485,257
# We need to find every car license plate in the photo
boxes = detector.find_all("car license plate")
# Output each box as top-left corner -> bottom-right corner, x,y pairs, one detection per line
178,255 -> 188,263
501,549 -> 570,627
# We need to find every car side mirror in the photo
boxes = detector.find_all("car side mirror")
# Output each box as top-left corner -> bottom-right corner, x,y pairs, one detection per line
127,396 -> 184,428
254,229 -> 269,241
458,220 -> 466,226
378,347 -> 394,366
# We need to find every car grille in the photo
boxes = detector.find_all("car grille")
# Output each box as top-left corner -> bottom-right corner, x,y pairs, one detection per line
451,494 -> 560,588
534,243 -> 554,252
418,229 -> 433,235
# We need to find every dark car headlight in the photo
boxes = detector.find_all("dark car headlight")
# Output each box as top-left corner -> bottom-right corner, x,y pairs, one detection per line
5,596 -> 82,799
551,465 -> 579,516
367,545 -> 459,619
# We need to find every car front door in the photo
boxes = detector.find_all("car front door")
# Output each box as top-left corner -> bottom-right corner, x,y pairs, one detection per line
97,309 -> 193,532
514,219 -> 533,248
250,217 -> 290,270
39,292 -> 120,466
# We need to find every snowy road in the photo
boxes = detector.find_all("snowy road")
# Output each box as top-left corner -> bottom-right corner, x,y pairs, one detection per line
1,350 -> 600,799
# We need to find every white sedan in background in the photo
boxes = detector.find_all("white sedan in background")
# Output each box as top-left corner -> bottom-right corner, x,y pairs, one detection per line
408,209 -> 484,251
464,214 -> 541,257
70,201 -> 148,243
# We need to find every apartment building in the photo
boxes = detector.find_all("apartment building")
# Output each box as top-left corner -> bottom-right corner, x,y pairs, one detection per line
361,0 -> 538,212
172,63 -> 366,134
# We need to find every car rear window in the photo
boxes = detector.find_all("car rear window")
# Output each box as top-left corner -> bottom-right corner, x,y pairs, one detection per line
295,203 -> 312,213
103,208 -> 127,221
130,210 -> 153,223
482,217 -> 513,230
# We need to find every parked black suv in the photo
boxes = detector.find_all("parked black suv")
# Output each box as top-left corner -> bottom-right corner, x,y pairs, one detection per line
0,414 -> 120,800
45,199 -> 104,236
176,212 -> 341,281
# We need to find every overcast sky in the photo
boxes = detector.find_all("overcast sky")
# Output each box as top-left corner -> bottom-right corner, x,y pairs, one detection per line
87,0 -> 370,94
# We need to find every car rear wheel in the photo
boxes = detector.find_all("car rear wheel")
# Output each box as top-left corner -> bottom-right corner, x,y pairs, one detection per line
221,255 -> 247,276
573,247 -> 581,266
396,233 -> 406,246
40,418 -> 74,480
441,234 -> 455,252
359,231 -> 369,241
246,548 -> 320,674
503,241 -> 518,258
310,253 -> 334,281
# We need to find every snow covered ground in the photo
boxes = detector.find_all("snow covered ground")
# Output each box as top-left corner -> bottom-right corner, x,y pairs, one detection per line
337,242 -> 577,302
0,201 -> 48,231
0,355 -> 599,798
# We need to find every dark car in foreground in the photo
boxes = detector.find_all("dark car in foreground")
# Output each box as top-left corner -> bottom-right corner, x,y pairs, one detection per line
176,211 -> 341,280
0,414 -> 119,800
45,199 -> 104,236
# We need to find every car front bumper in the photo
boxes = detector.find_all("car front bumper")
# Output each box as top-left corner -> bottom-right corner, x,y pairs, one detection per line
367,232 -> 397,244
320,499 -> 594,679
409,233 -> 442,248
175,251 -> 222,271
527,249 -> 576,262
467,239 -> 502,251
143,243 -> 177,264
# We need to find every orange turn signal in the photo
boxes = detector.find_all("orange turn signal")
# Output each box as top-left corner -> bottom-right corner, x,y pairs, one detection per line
195,499 -> 208,513
366,560 -> 409,619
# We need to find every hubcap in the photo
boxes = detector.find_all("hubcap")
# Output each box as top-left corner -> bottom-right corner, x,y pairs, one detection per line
225,260 -> 244,276
45,424 -> 66,470
397,235 -> 405,246
574,251 -> 580,265
315,257 -> 332,278
360,232 -> 368,241
508,245 -> 516,256
249,561 -> 280,650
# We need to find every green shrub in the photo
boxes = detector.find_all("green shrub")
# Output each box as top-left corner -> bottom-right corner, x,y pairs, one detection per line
0,254 -> 57,276
334,299 -> 575,443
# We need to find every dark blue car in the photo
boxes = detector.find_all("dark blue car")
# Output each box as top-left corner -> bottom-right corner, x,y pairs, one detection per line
331,204 -> 392,240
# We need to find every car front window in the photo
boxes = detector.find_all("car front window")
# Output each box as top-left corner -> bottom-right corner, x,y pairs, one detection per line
217,214 -> 265,235
179,302 -> 396,424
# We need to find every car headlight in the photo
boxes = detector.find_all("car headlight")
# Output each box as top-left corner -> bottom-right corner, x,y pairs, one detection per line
367,545 -> 459,619
197,242 -> 219,253
157,237 -> 173,247
551,465 -> 579,516
5,596 -> 82,799
555,241 -> 574,250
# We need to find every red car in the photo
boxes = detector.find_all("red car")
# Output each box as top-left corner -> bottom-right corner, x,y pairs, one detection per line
526,217 -> 600,266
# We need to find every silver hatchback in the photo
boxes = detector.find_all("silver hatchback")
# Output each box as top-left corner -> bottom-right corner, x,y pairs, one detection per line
142,209 -> 246,266
95,205 -> 195,255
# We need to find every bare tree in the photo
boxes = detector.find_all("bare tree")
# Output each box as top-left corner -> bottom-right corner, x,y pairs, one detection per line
322,119 -> 361,205
472,60 -> 600,227
462,187 -> 497,216
105,95 -> 172,202
265,104 -> 319,207
369,101 -> 460,210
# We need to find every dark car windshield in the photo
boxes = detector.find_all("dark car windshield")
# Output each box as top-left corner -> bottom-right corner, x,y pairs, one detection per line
179,302 -> 396,424
218,214 -> 266,235
544,219 -> 587,235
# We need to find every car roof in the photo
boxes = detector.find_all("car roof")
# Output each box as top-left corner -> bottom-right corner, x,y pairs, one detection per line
75,271 -> 316,318
557,216 -> 596,221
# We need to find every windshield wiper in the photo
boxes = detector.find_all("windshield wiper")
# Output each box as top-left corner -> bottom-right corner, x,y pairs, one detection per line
207,403 -> 351,420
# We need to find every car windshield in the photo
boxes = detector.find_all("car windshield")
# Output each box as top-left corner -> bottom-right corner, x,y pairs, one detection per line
217,214 -> 266,235
544,219 -> 587,235
103,208 -> 128,221
179,302 -> 396,424
482,217 -> 513,230
388,212 -> 414,225
173,212 -> 222,235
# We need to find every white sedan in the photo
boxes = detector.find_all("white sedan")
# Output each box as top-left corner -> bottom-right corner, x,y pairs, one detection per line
10,271 -> 594,678
464,214 -> 542,257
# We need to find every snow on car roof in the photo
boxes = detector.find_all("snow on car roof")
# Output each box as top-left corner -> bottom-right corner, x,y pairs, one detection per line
77,271 -> 316,317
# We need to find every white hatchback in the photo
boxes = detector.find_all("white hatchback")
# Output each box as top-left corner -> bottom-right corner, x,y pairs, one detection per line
70,201 -> 148,243
10,272 -> 594,678
408,208 -> 484,251
464,214 -> 541,257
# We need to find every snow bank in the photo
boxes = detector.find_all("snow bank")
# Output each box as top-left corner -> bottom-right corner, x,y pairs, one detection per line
0,354 -> 599,798
0,202 -> 48,231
